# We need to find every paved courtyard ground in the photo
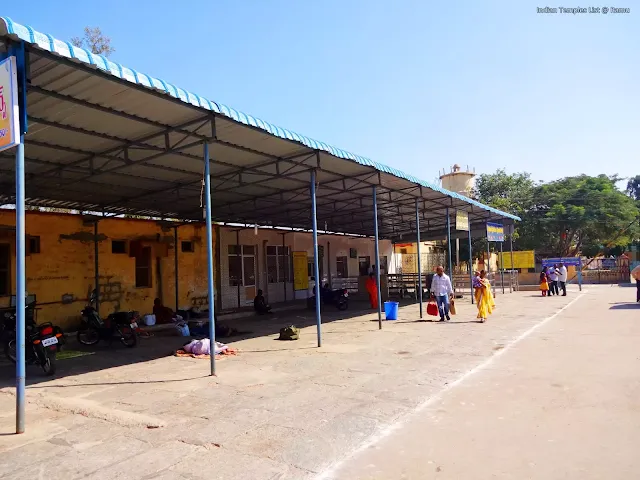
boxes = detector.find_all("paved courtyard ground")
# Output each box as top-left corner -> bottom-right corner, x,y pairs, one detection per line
0,284 -> 637,480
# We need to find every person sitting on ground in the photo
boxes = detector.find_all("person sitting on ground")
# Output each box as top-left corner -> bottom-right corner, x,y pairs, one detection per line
153,298 -> 177,324
253,289 -> 272,315
321,283 -> 333,303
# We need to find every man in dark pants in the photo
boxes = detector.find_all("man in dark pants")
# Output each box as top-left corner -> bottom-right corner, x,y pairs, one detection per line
558,262 -> 568,296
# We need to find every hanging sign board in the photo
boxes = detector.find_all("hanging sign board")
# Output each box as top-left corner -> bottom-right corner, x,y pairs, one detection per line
486,222 -> 504,242
455,211 -> 469,231
292,251 -> 309,291
0,56 -> 20,153
542,257 -> 581,267
499,250 -> 535,269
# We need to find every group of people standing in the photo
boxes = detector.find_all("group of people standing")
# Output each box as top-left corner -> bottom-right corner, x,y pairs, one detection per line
539,263 -> 568,297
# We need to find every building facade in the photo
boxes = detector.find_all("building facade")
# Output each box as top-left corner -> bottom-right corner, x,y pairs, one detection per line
0,210 -> 213,330
0,210 -> 394,328
217,226 -> 394,310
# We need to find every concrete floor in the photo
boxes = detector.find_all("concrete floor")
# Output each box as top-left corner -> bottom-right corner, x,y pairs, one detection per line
0,285 -> 637,480
322,286 -> 640,480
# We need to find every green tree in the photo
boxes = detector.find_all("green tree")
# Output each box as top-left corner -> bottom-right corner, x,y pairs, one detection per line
473,170 -> 639,258
626,175 -> 640,201
531,175 -> 639,256
71,27 -> 115,56
472,169 -> 537,254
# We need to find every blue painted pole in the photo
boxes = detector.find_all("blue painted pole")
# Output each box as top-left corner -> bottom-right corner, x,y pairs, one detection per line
310,170 -> 322,346
446,208 -> 453,277
500,239 -> 505,294
15,135 -> 26,434
468,215 -> 474,304
11,42 -> 28,435
415,199 -> 423,319
373,186 -> 382,328
203,142 -> 216,376
509,226 -> 514,293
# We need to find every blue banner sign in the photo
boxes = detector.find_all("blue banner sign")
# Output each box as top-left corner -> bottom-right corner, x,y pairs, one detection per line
486,222 -> 504,242
542,257 -> 582,267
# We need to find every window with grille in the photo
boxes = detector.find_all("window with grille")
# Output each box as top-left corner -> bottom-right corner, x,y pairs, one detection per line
135,246 -> 152,288
336,256 -> 348,277
228,245 -> 257,286
267,245 -> 290,283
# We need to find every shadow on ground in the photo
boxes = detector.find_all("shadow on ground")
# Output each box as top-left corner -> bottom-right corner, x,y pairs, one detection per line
0,298 -> 393,388
609,303 -> 640,310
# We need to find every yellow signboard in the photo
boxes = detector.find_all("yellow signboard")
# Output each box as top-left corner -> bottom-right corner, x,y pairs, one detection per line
456,211 -> 469,231
0,56 -> 20,153
499,250 -> 535,270
292,251 -> 309,291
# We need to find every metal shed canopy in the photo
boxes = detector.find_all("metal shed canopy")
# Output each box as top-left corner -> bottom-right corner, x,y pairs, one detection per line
0,18 -> 519,239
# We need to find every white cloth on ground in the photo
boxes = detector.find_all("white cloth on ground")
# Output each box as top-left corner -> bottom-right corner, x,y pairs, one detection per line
183,338 -> 229,356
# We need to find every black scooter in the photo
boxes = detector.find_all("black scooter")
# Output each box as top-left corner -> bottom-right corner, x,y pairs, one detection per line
5,318 -> 62,376
307,285 -> 349,311
77,294 -> 139,348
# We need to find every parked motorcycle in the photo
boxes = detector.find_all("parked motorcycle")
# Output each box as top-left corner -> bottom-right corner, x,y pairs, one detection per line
77,298 -> 139,348
307,285 -> 349,311
5,321 -> 62,376
2,307 -> 65,352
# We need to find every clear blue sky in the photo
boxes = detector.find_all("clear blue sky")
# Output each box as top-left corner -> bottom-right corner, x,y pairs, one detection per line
3,1 -> 638,184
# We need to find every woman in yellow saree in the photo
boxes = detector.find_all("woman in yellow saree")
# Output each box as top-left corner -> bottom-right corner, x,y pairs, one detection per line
475,270 -> 495,323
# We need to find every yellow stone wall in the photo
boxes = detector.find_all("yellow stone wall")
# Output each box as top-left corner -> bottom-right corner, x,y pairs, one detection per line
0,210 -> 215,330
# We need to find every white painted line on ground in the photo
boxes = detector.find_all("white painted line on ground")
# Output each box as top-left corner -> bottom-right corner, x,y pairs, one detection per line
315,292 -> 587,480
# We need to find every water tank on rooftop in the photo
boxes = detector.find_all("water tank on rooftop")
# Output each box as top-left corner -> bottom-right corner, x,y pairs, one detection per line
439,164 -> 476,196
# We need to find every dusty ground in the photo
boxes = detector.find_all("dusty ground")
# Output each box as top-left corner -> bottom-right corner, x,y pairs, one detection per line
0,284 -> 636,480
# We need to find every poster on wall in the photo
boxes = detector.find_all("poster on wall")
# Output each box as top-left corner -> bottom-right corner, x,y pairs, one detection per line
486,222 -> 504,242
292,251 -> 309,291
498,250 -> 535,269
0,56 -> 20,153
455,211 -> 469,231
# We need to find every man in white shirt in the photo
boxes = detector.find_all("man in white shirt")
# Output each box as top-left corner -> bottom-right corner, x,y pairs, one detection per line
431,265 -> 454,321
548,265 -> 560,296
558,263 -> 568,296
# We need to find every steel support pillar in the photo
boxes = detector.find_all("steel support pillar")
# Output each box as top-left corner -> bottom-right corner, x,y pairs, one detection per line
10,40 -> 28,434
468,216 -> 474,304
174,226 -> 179,312
486,223 -> 495,295
446,207 -> 453,276
310,170 -> 322,346
509,227 -> 515,293
15,135 -> 26,434
93,220 -> 100,315
282,233 -> 287,302
415,199 -> 423,318
373,186 -> 382,328
500,240 -> 505,294
203,143 -> 216,375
